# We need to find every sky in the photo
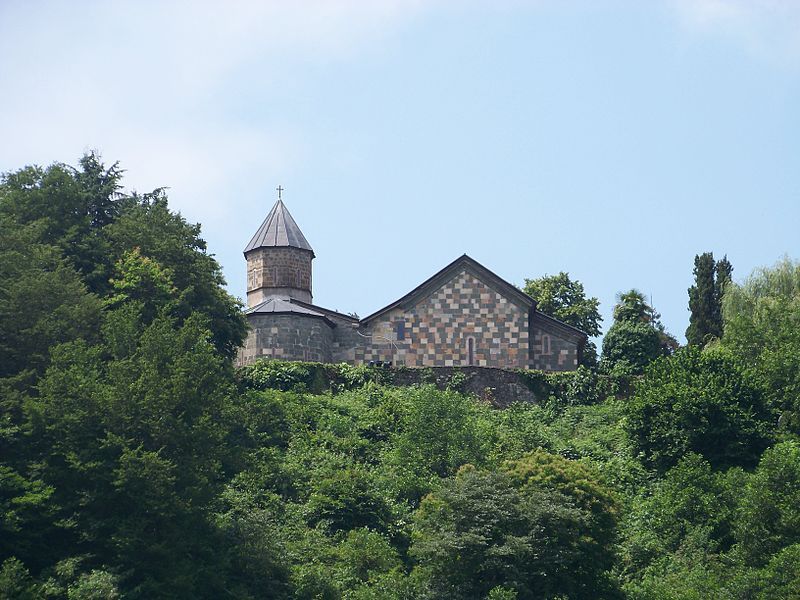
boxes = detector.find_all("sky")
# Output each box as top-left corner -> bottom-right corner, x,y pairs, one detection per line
1,0 -> 799,343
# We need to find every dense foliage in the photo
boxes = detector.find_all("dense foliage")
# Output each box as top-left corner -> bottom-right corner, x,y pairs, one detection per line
2,156 -> 800,598
721,257 -> 800,434
600,290 -> 677,376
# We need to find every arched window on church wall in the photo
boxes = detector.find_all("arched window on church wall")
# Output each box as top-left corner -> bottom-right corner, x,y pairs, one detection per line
466,336 -> 475,366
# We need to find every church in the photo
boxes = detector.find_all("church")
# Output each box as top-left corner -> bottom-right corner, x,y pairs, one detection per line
237,198 -> 586,371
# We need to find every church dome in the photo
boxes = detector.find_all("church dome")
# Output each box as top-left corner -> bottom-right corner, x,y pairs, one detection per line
244,198 -> 314,256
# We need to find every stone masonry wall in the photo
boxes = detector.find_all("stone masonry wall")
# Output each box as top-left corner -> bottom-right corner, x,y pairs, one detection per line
246,247 -> 313,306
530,320 -> 580,371
390,366 -> 538,407
238,314 -> 332,365
328,314 -> 363,363
355,270 -> 531,369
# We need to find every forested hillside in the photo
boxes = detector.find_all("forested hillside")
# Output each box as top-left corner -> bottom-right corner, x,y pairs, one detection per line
2,156 -> 800,599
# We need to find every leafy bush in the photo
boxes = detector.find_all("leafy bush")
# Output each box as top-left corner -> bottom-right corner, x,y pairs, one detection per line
735,441 -> 800,566
625,347 -> 772,472
239,360 -> 391,394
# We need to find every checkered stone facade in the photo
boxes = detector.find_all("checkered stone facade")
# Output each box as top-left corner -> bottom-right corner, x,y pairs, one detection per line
355,270 -> 530,369
530,319 -> 581,371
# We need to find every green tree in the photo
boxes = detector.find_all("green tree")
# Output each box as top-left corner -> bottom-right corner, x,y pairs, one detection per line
0,219 -> 102,384
721,257 -> 800,434
716,256 -> 733,307
735,441 -> 800,566
0,154 -> 124,294
105,247 -> 178,324
0,155 -> 246,359
686,253 -> 717,346
686,252 -> 733,346
410,465 -> 594,600
601,290 -> 677,375
384,386 -> 489,502
625,346 -> 772,473
612,289 -> 654,324
303,465 -> 393,534
104,191 -> 247,359
523,272 -> 602,366
600,321 -> 663,376
619,454 -> 745,577
25,310 -> 237,598
504,450 -> 618,585
332,528 -> 403,594
0,558 -> 40,600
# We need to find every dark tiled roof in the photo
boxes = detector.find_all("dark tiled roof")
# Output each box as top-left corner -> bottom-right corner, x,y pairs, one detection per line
244,199 -> 314,255
532,311 -> 587,341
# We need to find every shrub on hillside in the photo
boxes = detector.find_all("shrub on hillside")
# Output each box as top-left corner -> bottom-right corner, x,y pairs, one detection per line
625,347 -> 772,472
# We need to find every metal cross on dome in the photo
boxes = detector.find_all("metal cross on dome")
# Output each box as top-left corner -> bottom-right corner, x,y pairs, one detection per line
276,185 -> 284,201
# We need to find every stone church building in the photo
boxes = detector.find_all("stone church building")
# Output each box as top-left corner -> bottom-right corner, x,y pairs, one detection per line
237,199 -> 586,371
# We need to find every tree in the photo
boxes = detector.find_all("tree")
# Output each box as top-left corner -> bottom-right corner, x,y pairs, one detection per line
0,155 -> 247,360
410,465 -> 596,600
686,252 -> 733,346
385,385 -> 488,498
600,321 -> 663,376
600,290 -> 676,375
523,272 -> 602,366
721,257 -> 800,434
0,219 -> 102,383
104,191 -> 247,359
735,441 -> 800,566
619,454 -> 745,576
0,155 -> 124,295
26,310 -> 237,598
503,449 -> 618,581
624,346 -> 772,473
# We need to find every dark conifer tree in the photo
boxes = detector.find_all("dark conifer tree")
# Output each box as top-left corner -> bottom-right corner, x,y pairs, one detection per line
715,255 -> 733,326
687,253 -> 719,345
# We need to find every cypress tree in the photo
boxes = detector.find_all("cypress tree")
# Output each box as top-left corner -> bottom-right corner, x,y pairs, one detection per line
715,255 -> 733,327
687,252 -> 733,345
687,253 -> 718,345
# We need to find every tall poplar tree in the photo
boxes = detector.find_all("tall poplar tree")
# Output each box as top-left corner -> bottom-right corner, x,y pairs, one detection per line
715,256 -> 733,319
687,252 -> 732,345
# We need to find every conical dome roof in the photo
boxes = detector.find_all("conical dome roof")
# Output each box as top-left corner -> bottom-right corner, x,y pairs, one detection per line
244,199 -> 314,255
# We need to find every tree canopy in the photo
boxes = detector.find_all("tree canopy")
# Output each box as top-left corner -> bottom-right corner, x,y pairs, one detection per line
600,290 -> 677,376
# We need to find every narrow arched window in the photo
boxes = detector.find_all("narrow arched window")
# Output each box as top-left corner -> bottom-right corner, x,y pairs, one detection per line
542,334 -> 551,355
467,337 -> 475,366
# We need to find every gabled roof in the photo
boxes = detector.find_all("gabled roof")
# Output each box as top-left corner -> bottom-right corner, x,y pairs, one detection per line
246,296 -> 334,326
361,254 -> 536,323
532,311 -> 588,341
244,199 -> 314,255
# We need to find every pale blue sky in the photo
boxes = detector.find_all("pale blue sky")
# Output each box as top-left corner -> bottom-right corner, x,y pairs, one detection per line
1,1 -> 798,342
